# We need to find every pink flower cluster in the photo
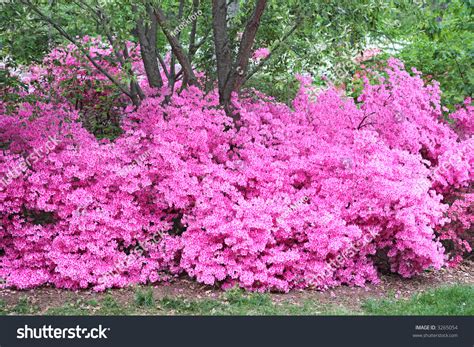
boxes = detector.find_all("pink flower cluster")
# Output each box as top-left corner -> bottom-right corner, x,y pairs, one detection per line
354,48 -> 382,64
252,47 -> 270,60
0,44 -> 472,292
450,98 -> 474,140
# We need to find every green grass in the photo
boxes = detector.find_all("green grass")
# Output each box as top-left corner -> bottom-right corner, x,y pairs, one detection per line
47,288 -> 349,316
363,285 -> 474,315
1,284 -> 472,316
100,295 -> 128,315
0,299 -> 6,316
46,299 -> 100,315
13,297 -> 39,314
45,295 -> 129,315
134,288 -> 155,308
159,288 -> 350,315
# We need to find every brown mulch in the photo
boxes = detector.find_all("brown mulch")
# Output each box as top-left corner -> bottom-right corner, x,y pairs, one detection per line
0,260 -> 472,313
273,260 -> 474,311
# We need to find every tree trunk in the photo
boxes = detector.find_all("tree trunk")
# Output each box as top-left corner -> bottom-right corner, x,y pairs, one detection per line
212,0 -> 267,126
136,6 -> 163,89
212,0 -> 233,106
231,0 -> 267,94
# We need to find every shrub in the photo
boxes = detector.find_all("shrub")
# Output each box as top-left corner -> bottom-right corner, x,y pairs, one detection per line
0,43 -> 472,292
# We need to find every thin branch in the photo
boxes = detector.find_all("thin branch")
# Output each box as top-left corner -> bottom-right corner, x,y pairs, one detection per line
356,112 -> 375,130
158,54 -> 170,79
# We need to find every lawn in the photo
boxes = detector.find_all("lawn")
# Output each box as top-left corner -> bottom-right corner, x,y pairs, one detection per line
1,285 -> 472,316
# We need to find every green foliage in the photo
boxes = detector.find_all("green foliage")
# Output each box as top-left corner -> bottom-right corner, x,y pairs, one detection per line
46,299 -> 98,316
1,0 -> 471,107
100,294 -> 127,315
395,0 -> 473,108
1,2 -> 52,64
245,0 -> 401,102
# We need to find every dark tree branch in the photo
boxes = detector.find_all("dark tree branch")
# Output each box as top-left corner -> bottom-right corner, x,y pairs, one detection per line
122,45 -> 145,101
356,112 -> 375,130
91,2 -> 147,102
169,0 -> 185,92
153,5 -> 198,87
212,0 -> 267,126
188,0 -> 200,63
135,3 -> 163,88
229,0 -> 267,94
212,0 -> 232,102
193,34 -> 208,53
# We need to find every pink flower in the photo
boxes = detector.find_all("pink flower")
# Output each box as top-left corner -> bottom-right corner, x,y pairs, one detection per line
252,47 -> 270,60
0,40 -> 471,293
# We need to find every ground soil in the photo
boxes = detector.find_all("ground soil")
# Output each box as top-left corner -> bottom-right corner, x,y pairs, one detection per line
1,260 -> 473,313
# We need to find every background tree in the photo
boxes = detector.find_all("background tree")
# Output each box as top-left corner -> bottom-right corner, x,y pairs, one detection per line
2,1 -> 472,117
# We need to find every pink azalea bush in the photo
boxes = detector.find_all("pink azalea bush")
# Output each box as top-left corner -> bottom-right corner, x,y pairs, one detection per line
17,37 -> 131,106
2,37 -> 144,138
0,43 -> 472,292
